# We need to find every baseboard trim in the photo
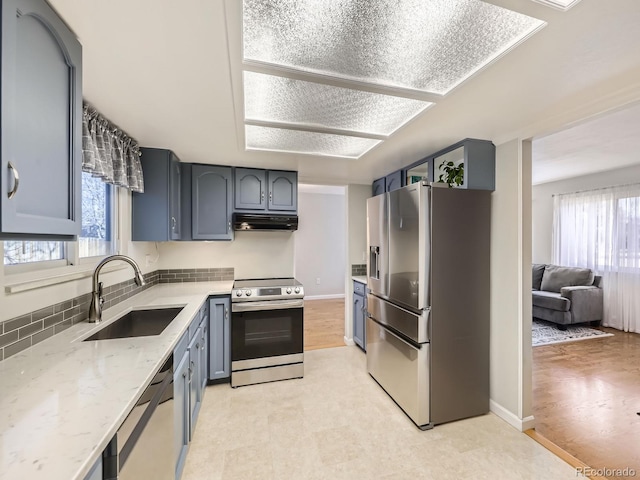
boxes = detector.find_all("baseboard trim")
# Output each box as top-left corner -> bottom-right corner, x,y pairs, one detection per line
305,294 -> 345,300
343,335 -> 355,346
490,400 -> 535,431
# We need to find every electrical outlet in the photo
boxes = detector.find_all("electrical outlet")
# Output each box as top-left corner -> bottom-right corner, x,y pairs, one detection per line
316,277 -> 320,285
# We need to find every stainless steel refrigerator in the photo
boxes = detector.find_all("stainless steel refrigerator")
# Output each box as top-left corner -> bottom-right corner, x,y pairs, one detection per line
366,181 -> 491,430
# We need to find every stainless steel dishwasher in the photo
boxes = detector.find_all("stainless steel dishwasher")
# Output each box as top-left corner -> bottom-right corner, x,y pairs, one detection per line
104,355 -> 174,479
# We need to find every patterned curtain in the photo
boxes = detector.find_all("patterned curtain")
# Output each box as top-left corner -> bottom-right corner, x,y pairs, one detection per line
82,102 -> 144,193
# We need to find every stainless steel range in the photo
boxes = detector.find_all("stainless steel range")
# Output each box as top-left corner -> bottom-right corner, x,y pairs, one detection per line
231,278 -> 304,387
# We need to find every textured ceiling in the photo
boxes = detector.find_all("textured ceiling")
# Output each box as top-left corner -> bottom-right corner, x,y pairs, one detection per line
48,0 -> 640,185
533,101 -> 640,185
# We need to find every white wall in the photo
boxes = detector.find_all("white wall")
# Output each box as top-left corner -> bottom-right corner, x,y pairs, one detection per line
159,231 -> 294,279
0,190 -> 158,322
532,163 -> 640,264
344,184 -> 370,341
294,190 -> 346,297
489,139 -> 534,431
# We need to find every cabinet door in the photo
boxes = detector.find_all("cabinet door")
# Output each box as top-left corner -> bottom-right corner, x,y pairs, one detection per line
385,170 -> 403,192
199,316 -> 209,392
267,170 -> 297,212
169,152 -> 181,240
353,293 -> 364,350
1,0 -> 82,237
132,148 -> 173,241
173,350 -> 190,479
188,328 -> 202,439
372,178 -> 386,197
209,296 -> 230,380
235,168 -> 266,210
192,165 -> 233,240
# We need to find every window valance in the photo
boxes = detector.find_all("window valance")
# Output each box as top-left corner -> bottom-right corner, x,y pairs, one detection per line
82,102 -> 144,193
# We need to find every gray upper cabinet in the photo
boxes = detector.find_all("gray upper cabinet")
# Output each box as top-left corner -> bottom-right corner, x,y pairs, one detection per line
267,170 -> 297,211
432,139 -> 495,191
385,170 -> 403,192
372,178 -> 386,197
234,168 -> 297,213
234,168 -> 266,210
132,148 -> 181,241
1,0 -> 82,239
191,165 -> 233,240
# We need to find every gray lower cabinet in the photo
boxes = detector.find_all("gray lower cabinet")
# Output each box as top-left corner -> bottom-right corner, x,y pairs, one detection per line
1,0 -> 82,239
132,148 -> 181,241
209,296 -> 230,380
188,327 -> 203,437
174,347 -> 190,479
234,168 -> 297,213
174,300 -> 210,480
353,281 -> 366,351
191,165 -> 233,240
199,316 -> 209,391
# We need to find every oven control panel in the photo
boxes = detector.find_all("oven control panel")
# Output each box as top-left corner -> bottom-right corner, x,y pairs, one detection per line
232,286 -> 304,301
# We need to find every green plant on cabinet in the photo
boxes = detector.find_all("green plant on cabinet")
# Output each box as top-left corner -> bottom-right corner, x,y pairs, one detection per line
438,160 -> 464,188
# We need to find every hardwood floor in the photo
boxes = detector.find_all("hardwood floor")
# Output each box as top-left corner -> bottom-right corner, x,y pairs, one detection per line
532,327 -> 640,476
304,298 -> 346,351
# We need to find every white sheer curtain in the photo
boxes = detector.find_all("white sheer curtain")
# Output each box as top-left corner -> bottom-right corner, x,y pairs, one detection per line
553,183 -> 640,333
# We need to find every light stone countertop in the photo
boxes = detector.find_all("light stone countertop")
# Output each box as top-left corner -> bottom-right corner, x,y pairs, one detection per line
0,281 -> 233,480
352,276 -> 367,285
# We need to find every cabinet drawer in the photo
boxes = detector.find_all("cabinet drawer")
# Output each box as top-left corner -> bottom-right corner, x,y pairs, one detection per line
353,281 -> 365,296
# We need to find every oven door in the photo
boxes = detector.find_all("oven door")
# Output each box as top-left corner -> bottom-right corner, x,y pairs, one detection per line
231,299 -> 303,365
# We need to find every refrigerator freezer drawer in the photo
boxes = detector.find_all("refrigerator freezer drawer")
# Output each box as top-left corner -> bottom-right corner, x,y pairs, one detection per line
367,294 -> 429,344
366,317 -> 431,429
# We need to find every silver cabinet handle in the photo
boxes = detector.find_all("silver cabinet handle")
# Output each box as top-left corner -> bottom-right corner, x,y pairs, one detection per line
225,308 -> 229,320
269,191 -> 272,202
261,191 -> 265,202
182,371 -> 187,379
228,220 -> 231,232
7,162 -> 19,199
171,217 -> 176,230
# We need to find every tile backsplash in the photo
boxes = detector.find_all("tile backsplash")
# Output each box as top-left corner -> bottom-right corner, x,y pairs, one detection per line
351,264 -> 367,276
0,267 -> 233,362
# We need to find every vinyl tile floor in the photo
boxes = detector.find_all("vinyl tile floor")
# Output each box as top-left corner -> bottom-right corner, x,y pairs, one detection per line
183,346 -> 575,480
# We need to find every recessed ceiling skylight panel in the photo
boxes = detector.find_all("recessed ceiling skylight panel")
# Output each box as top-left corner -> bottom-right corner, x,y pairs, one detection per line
243,72 -> 432,136
243,0 -> 545,95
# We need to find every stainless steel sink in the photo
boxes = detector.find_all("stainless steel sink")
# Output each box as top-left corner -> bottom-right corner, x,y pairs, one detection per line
83,307 -> 184,341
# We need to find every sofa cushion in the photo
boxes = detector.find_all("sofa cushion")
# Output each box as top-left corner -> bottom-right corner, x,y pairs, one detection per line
532,264 -> 546,290
540,265 -> 594,293
532,291 -> 571,312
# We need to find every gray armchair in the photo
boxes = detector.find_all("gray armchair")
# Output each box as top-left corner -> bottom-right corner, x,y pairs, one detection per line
532,264 -> 603,330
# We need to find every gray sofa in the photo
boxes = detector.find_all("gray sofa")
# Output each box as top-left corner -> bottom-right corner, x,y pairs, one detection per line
532,264 -> 603,330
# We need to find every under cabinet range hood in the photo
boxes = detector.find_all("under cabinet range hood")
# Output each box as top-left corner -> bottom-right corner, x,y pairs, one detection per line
233,213 -> 298,231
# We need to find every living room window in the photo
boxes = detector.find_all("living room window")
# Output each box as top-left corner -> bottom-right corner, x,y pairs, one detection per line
553,183 -> 640,333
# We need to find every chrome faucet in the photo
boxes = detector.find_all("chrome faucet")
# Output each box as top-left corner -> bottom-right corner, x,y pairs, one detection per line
88,255 -> 146,323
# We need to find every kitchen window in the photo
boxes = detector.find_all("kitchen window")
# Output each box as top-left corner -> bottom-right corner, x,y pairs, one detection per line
3,172 -> 117,271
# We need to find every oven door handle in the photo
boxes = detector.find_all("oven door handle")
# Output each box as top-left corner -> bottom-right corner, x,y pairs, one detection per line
232,299 -> 304,312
